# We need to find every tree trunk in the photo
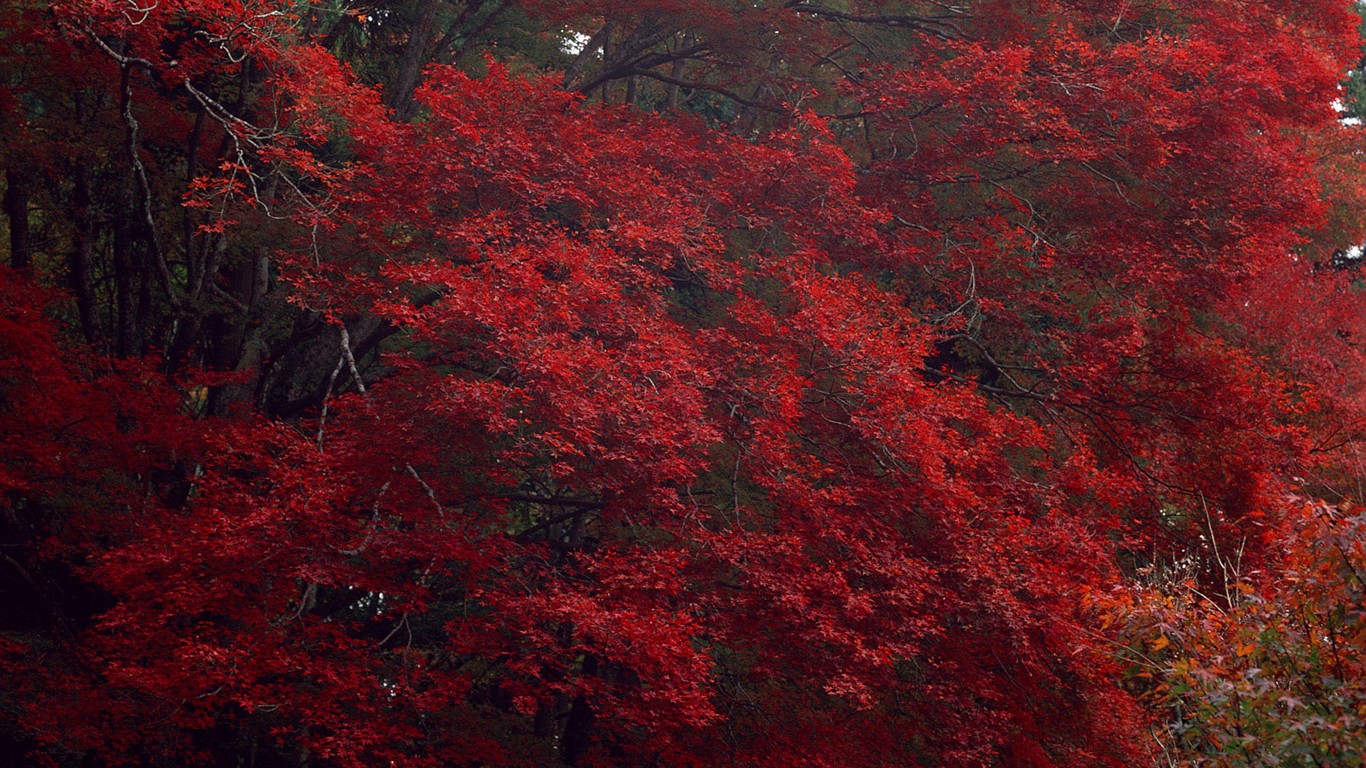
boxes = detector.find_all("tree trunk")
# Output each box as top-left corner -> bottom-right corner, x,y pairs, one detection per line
4,168 -> 31,270
560,655 -> 599,765
70,163 -> 103,349
113,185 -> 141,358
386,0 -> 442,121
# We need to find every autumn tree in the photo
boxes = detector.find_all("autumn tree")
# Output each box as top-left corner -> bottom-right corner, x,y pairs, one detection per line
1,1 -> 1363,766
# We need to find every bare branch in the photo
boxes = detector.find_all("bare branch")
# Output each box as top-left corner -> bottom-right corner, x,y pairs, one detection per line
786,3 -> 968,40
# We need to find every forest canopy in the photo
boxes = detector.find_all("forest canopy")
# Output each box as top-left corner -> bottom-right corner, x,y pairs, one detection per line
1,1 -> 1365,766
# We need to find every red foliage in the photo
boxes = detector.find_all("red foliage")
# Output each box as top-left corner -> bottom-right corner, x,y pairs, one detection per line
1,1 -> 1363,766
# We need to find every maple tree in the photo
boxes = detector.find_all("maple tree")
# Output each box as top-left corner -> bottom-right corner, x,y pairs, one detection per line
0,1 -> 1364,766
